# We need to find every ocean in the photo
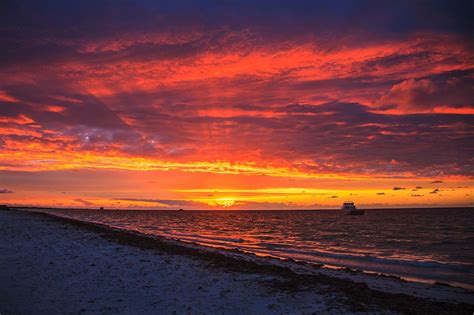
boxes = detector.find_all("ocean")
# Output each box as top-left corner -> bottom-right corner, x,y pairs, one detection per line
38,207 -> 474,290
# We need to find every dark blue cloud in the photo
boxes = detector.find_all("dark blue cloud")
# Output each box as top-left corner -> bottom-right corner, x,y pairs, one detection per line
1,0 -> 472,44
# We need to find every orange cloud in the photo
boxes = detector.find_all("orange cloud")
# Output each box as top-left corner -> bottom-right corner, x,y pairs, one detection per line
0,91 -> 20,103
0,114 -> 35,125
1,17 -> 473,209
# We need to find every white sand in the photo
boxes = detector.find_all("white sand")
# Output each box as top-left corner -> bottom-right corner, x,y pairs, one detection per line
1,210 -> 473,314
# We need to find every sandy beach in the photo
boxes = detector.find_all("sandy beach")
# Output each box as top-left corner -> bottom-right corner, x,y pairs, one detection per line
1,209 -> 473,314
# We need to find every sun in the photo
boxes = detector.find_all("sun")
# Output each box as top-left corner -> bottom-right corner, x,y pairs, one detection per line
214,198 -> 236,208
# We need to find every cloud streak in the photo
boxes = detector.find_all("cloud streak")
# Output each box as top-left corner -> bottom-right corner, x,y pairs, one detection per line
115,198 -> 205,208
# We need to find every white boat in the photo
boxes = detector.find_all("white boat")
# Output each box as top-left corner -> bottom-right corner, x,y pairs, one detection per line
341,201 -> 364,215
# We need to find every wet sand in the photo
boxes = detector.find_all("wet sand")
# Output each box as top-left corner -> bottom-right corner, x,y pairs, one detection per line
1,209 -> 473,314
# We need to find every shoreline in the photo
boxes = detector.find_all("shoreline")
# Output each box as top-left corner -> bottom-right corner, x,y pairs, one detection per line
23,206 -> 474,291
2,208 -> 474,314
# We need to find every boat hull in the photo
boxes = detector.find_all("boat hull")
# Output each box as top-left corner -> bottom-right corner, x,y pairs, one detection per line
345,210 -> 365,215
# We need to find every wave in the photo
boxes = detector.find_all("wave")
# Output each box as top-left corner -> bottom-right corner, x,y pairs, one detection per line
257,246 -> 473,272
160,232 -> 474,288
156,234 -> 473,281
159,232 -> 246,244
148,230 -> 473,274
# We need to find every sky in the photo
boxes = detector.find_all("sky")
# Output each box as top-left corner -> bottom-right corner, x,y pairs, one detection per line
0,0 -> 473,209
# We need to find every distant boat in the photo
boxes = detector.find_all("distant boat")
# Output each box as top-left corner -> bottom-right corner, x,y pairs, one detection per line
178,208 -> 184,211
341,201 -> 364,215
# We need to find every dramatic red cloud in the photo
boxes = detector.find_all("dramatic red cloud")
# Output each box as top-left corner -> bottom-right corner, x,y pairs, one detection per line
0,2 -> 473,208
378,77 -> 474,113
